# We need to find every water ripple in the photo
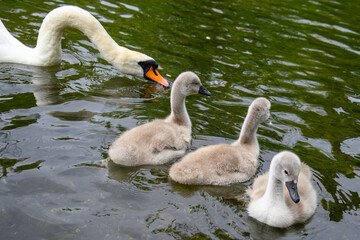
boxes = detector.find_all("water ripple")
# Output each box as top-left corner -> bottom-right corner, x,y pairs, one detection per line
310,33 -> 360,55
286,17 -> 359,35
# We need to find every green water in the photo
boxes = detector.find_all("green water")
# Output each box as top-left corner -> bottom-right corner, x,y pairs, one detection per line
0,0 -> 359,239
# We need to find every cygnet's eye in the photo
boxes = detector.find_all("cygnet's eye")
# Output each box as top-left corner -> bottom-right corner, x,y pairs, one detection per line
284,170 -> 289,175
193,81 -> 199,85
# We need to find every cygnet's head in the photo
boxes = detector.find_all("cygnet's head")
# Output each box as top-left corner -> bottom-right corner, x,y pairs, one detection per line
173,71 -> 211,97
113,49 -> 169,87
271,151 -> 302,203
248,97 -> 271,123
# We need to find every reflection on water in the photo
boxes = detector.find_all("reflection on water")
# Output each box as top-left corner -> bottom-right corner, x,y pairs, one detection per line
0,64 -> 63,106
107,160 -> 169,187
0,0 -> 360,239
28,66 -> 64,106
49,110 -> 97,121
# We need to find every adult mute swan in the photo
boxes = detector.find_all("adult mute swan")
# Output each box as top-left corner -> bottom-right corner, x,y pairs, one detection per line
169,97 -> 270,185
0,6 -> 169,86
108,71 -> 211,166
247,151 -> 317,228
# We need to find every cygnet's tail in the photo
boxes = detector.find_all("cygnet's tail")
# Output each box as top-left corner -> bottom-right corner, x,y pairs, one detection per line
108,143 -> 145,166
169,163 -> 203,185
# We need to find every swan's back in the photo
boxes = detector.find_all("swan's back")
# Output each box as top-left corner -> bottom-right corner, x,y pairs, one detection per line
0,20 -> 21,47
0,20 -> 35,63
0,7 -> 90,66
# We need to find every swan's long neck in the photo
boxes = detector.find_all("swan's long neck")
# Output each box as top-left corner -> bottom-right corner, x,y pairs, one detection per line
34,6 -> 132,66
166,83 -> 191,127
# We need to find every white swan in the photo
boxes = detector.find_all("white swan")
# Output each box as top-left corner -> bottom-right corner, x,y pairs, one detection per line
0,6 -> 169,86
169,97 -> 271,185
247,151 -> 317,228
108,71 -> 211,166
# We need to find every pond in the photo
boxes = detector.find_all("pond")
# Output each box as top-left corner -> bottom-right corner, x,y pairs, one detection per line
0,0 -> 359,239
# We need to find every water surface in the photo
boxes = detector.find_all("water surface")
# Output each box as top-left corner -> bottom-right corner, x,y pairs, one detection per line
1,0 -> 359,239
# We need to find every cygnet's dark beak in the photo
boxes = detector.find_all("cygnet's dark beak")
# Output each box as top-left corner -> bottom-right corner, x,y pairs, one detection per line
285,180 -> 300,203
199,85 -> 211,96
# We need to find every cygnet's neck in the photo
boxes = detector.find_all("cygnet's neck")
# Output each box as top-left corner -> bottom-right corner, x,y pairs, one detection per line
236,108 -> 261,145
34,6 -> 132,67
263,167 -> 285,204
166,83 -> 191,127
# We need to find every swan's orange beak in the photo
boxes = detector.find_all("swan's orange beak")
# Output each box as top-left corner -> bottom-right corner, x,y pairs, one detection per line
145,66 -> 169,87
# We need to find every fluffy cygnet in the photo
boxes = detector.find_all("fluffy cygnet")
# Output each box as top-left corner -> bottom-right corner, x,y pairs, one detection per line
108,71 -> 211,166
169,97 -> 271,185
247,151 -> 317,228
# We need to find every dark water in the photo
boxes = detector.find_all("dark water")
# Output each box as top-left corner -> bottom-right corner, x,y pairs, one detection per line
1,0 -> 359,239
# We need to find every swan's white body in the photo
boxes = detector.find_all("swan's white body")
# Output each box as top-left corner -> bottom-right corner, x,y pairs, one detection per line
169,97 -> 271,185
247,151 -> 317,228
0,6 -> 168,85
108,71 -> 211,166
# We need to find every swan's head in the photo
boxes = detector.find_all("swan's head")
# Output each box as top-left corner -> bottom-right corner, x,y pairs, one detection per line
138,59 -> 169,87
248,97 -> 271,123
112,48 -> 169,87
173,71 -> 211,97
271,151 -> 301,203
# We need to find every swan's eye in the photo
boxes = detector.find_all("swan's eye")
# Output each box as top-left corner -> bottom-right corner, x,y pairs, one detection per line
284,170 -> 289,175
